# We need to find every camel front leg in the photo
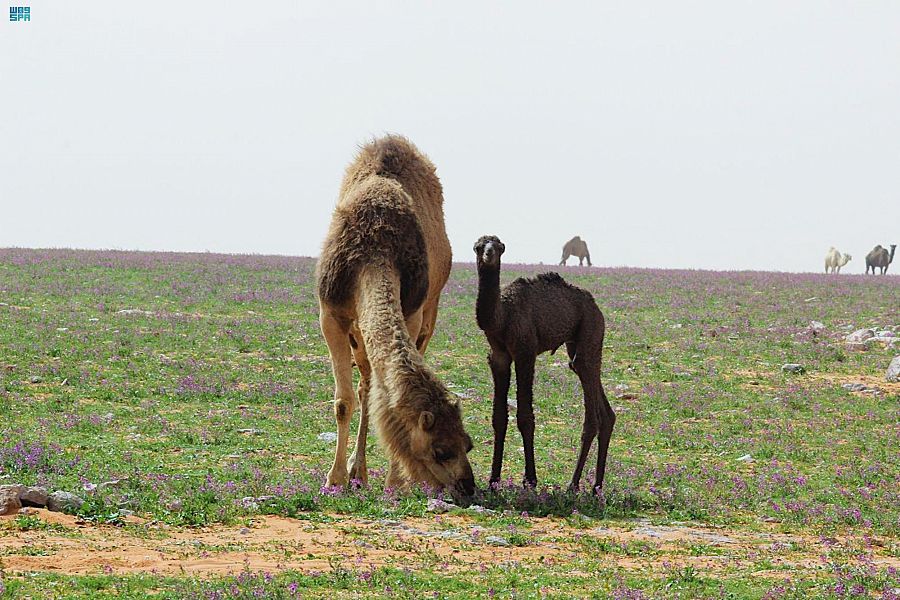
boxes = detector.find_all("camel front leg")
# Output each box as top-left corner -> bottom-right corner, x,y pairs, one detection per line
405,309 -> 424,354
385,457 -> 408,491
321,309 -> 355,488
514,355 -> 538,488
415,302 -> 439,355
488,350 -> 512,486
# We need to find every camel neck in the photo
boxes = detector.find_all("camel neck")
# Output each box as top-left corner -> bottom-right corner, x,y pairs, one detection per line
357,263 -> 422,384
475,265 -> 502,331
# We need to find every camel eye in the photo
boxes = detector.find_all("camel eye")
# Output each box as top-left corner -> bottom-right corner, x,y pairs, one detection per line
434,448 -> 454,462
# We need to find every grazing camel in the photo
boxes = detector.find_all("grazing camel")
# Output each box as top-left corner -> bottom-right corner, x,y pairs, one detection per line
865,244 -> 896,274
317,135 -> 475,499
474,235 -> 615,494
560,236 -> 592,266
824,247 -> 852,274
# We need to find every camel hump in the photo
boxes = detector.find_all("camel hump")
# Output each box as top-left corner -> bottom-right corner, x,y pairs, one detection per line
363,135 -> 433,179
536,272 -> 566,286
317,182 -> 430,317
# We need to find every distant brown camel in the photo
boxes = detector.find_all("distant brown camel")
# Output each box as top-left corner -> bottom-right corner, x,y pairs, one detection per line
316,135 -> 475,498
865,244 -> 896,274
474,235 -> 615,494
560,236 -> 592,266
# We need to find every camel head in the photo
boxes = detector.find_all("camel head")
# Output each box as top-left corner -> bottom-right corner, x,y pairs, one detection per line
473,235 -> 505,270
890,244 -> 897,262
841,253 -> 852,266
400,393 -> 476,500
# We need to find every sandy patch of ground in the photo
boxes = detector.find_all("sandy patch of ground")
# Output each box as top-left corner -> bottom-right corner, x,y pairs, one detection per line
2,510 -> 897,579
730,369 -> 899,396
810,373 -> 900,396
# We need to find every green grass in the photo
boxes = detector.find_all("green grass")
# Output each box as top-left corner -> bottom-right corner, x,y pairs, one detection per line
0,249 -> 898,598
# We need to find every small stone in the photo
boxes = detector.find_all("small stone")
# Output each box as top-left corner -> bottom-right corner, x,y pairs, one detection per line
239,497 -> 259,511
485,535 -> 510,546
317,432 -> 337,442
781,364 -> 805,374
845,328 -> 875,344
20,486 -> 49,507
507,399 -> 517,412
29,376 -> 43,384
736,454 -> 754,463
426,498 -> 457,513
47,491 -> 85,514
886,356 -> 900,383
237,428 -> 262,435
809,321 -> 825,332
842,383 -> 870,393
0,484 -> 24,515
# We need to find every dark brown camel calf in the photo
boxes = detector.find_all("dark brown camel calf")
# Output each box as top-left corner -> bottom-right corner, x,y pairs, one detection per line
474,235 -> 615,493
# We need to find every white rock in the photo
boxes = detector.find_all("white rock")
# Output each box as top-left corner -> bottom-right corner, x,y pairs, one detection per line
886,356 -> 900,383
845,328 -> 875,343
317,432 -> 338,442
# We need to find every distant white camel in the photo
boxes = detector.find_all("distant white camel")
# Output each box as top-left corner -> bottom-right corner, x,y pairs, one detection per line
824,247 -> 852,274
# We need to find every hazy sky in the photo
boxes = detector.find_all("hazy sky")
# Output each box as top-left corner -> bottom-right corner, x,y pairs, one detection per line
2,2 -> 898,272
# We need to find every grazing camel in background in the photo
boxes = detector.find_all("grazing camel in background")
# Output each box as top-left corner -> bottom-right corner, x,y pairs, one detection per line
560,236 -> 592,266
317,135 -> 475,499
474,235 -> 615,494
824,247 -> 852,274
865,244 -> 896,274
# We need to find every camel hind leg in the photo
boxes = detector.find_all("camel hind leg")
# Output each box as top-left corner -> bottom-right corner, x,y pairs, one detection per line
568,350 -> 599,492
347,337 -> 371,484
569,326 -> 615,494
321,307 -> 355,488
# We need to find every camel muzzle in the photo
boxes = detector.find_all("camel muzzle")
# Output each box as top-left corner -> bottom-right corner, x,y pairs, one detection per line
452,476 -> 477,501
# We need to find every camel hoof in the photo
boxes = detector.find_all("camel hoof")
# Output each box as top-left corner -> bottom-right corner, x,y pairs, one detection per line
347,456 -> 368,484
326,468 -> 348,489
523,477 -> 538,490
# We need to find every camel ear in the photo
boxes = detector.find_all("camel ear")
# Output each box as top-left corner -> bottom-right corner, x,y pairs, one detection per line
419,411 -> 435,431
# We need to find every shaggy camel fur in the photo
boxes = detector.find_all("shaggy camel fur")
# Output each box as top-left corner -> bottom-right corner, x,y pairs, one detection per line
865,244 -> 896,275
474,235 -> 615,493
317,136 -> 475,498
560,236 -> 592,267
824,247 -> 852,274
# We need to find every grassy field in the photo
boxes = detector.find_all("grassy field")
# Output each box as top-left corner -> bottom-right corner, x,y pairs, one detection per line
0,248 -> 898,599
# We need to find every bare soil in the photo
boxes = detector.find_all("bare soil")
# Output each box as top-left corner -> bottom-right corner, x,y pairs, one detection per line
2,510 -> 898,579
